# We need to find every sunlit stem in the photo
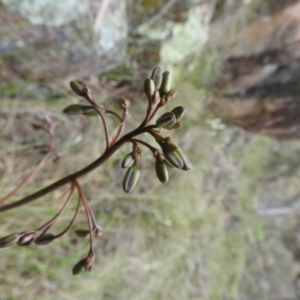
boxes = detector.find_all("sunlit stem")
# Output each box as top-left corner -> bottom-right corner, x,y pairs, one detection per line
35,184 -> 75,236
73,180 -> 95,253
53,194 -> 81,238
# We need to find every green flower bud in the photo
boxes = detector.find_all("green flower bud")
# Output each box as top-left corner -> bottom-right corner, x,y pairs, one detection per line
151,67 -> 162,90
35,233 -> 55,245
0,233 -> 21,248
163,150 -> 184,169
176,148 -> 191,170
63,105 -> 104,116
74,229 -> 90,238
144,78 -> 155,99
155,161 -> 169,183
70,81 -> 85,97
121,153 -> 134,168
72,259 -> 85,275
159,71 -> 171,96
158,137 -> 178,152
171,106 -> 185,120
156,112 -> 176,129
63,104 -> 85,115
123,164 -> 140,193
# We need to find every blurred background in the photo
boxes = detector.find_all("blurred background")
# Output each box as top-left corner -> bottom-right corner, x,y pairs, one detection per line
1,0 -> 300,299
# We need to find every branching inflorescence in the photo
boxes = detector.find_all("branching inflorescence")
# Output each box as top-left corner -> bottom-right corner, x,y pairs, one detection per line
0,67 -> 191,275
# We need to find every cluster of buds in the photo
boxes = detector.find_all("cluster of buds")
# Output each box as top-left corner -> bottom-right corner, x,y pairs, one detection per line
120,67 -> 191,193
0,67 -> 190,275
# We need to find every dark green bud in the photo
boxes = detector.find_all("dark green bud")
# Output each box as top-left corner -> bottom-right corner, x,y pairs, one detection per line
63,104 -> 85,115
0,233 -> 21,248
72,259 -> 85,275
123,164 -> 140,193
70,81 -> 85,97
74,229 -> 90,238
35,233 -> 55,245
144,78 -> 155,100
163,150 -> 184,169
176,148 -> 191,170
159,71 -> 171,96
63,104 -> 104,116
158,137 -> 178,152
156,112 -> 176,129
155,161 -> 169,183
171,106 -> 185,120
121,153 -> 134,168
151,67 -> 162,90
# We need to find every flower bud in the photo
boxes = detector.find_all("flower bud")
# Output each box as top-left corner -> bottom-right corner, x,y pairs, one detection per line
156,112 -> 176,129
18,232 -> 35,246
144,78 -> 155,100
123,164 -> 140,193
0,233 -> 21,248
63,104 -> 85,115
151,67 -> 162,90
155,161 -> 169,183
158,137 -> 178,152
171,106 -> 185,120
72,259 -> 85,275
35,233 -> 55,245
159,71 -> 171,96
161,89 -> 177,105
63,104 -> 104,116
70,81 -> 85,97
176,148 -> 191,170
73,229 -> 90,238
121,153 -> 134,168
163,150 -> 184,169
151,90 -> 161,105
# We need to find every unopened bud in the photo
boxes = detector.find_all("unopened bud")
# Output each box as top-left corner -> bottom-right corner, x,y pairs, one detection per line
121,153 -> 134,169
151,67 -> 162,90
72,259 -> 85,275
144,78 -> 155,100
151,90 -> 161,105
18,232 -> 35,246
35,233 -> 55,245
171,106 -> 185,120
159,71 -> 171,96
0,233 -> 21,248
74,229 -> 90,238
155,161 -> 169,184
123,164 -> 140,193
161,89 -> 177,105
176,148 -> 191,170
63,104 -> 85,115
163,150 -> 184,169
70,81 -> 85,97
156,112 -> 176,129
158,137 -> 178,152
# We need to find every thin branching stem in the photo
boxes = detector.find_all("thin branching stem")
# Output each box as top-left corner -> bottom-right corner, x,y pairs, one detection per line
73,180 -> 95,253
0,124 -> 157,213
35,184 -> 75,235
53,193 -> 81,238
130,138 -> 159,153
